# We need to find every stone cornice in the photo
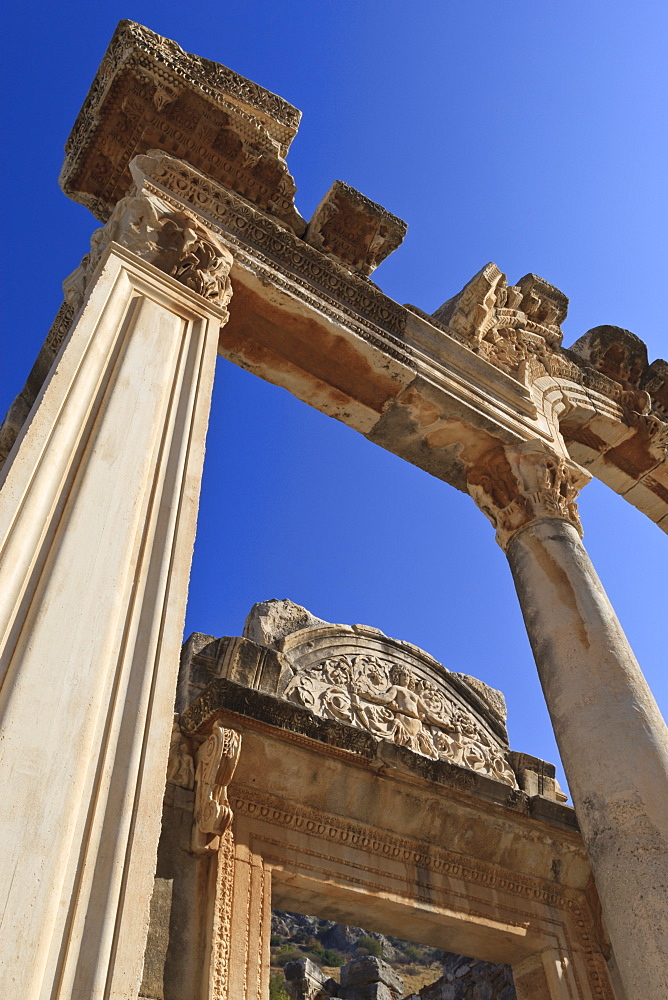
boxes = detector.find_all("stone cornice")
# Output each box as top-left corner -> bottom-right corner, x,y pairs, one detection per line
60,20 -> 304,231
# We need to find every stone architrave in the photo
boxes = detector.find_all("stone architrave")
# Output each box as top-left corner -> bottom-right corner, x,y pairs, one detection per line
466,439 -> 668,1000
0,196 -> 232,1000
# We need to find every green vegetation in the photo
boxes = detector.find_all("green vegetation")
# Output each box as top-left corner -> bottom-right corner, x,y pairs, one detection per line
269,974 -> 289,1000
307,945 -> 344,967
356,935 -> 382,958
269,910 -> 445,981
273,945 -> 303,965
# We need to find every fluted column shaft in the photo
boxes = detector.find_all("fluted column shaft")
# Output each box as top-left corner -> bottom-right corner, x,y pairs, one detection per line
0,194 -> 233,1000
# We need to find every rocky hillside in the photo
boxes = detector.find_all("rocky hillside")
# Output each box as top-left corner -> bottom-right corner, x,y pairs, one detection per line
270,911 -> 516,1000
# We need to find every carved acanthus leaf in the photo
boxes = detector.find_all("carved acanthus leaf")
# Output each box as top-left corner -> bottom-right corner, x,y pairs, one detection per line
192,723 -> 242,854
467,441 -> 585,550
63,191 -> 233,314
432,265 -> 566,374
283,655 -> 517,787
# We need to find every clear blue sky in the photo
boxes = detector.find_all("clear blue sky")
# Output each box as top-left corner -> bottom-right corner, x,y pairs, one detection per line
2,2 -> 666,797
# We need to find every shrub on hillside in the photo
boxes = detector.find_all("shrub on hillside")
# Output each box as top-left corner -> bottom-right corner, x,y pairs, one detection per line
357,936 -> 382,958
276,946 -> 303,964
307,944 -> 345,967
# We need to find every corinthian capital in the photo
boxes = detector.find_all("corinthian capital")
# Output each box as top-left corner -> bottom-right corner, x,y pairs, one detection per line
63,191 -> 234,315
467,441 -> 587,550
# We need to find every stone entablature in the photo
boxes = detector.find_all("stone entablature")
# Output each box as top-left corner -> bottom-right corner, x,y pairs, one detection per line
60,20 -> 305,232
3,134 -> 666,527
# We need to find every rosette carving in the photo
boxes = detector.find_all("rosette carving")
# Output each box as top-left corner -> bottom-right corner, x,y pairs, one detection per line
283,655 -> 516,787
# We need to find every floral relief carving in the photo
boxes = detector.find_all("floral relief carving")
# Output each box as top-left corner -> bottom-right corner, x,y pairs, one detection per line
283,655 -> 517,787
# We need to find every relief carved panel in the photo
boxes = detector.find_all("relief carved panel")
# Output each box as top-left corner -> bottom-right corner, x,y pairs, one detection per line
284,654 -> 517,786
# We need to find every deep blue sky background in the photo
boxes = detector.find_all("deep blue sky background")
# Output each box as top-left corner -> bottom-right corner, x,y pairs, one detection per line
2,2 -> 666,798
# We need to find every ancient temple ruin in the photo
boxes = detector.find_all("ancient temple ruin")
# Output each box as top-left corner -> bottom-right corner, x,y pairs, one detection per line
0,20 -> 666,1000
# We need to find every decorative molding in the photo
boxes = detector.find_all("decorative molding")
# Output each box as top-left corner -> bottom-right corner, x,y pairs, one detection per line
467,440 -> 584,550
60,21 -> 303,229
132,152 -> 411,347
283,654 -> 517,786
45,301 -> 76,356
131,152 -> 668,468
433,263 -> 566,353
209,831 -> 235,998
430,263 -> 668,436
192,723 -> 242,853
63,20 -> 299,161
232,786 -> 613,999
63,191 -> 234,314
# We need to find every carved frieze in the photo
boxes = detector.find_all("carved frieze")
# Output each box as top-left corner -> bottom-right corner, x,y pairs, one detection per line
192,723 -> 242,853
283,654 -> 517,786
132,151 -> 411,346
431,264 -> 668,427
432,264 -> 565,361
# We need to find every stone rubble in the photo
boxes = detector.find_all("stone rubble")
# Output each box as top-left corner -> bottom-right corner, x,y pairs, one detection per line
281,954 -> 516,1000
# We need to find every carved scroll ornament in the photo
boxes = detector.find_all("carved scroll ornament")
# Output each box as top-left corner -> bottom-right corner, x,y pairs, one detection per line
63,191 -> 234,315
284,655 -> 517,787
192,723 -> 242,854
467,441 -> 584,550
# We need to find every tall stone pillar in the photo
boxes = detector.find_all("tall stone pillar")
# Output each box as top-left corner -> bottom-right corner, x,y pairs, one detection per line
0,192 -> 232,999
468,441 -> 668,1000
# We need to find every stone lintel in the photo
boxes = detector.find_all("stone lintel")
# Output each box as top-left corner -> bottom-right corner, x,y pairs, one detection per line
305,180 -> 407,276
179,678 -> 578,827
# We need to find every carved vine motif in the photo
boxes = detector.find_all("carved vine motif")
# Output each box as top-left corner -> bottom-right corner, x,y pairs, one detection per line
192,723 -> 242,854
283,656 -> 517,787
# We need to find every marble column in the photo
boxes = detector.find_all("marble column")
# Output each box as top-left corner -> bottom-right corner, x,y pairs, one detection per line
0,193 -> 233,1000
468,441 -> 668,1000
